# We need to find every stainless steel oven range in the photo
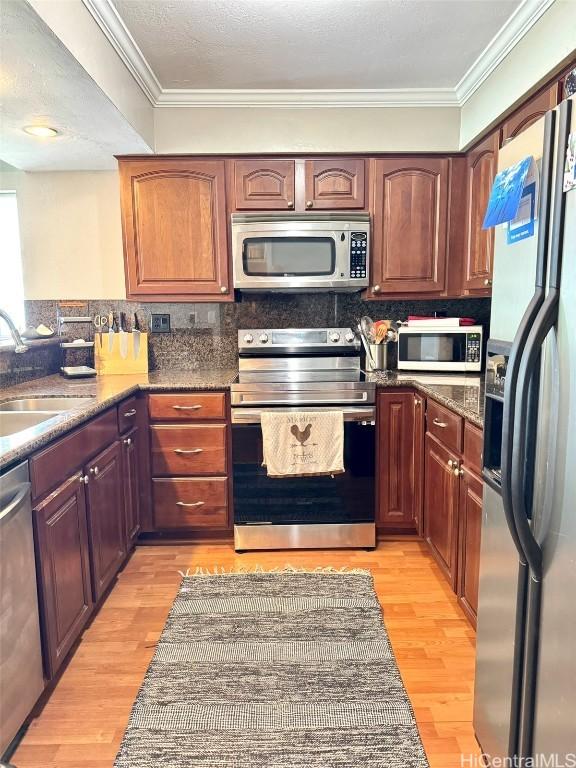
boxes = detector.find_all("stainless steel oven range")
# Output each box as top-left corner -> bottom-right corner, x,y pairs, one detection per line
231,328 -> 376,551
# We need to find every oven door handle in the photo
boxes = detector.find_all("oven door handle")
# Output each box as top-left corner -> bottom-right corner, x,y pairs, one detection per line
231,407 -> 376,424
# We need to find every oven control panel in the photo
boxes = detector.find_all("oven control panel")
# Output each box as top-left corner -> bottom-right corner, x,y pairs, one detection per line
465,332 -> 482,364
238,328 -> 361,352
349,232 -> 368,279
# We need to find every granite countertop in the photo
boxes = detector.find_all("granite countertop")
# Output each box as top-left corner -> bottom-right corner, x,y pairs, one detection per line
367,371 -> 485,428
1,367 -> 484,472
0,369 -> 238,471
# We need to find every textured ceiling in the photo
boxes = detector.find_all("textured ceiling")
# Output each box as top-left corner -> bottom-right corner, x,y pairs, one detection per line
112,0 -> 521,90
0,0 -> 150,171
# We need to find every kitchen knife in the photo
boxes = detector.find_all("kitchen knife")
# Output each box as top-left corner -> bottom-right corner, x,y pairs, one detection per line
108,310 -> 115,352
133,312 -> 141,359
119,311 -> 128,359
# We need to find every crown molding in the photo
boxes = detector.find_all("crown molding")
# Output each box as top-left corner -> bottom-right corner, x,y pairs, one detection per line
82,0 -> 161,104
83,0 -> 555,109
456,0 -> 556,104
155,88 -> 459,108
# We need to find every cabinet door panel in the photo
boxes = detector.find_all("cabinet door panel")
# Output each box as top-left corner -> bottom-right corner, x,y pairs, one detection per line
377,391 -> 417,529
464,130 -> 499,292
371,158 -> 448,295
458,467 -> 483,626
305,159 -> 365,209
232,160 -> 295,210
85,441 -> 126,602
501,84 -> 558,143
34,474 -> 93,679
119,159 -> 229,300
424,433 -> 459,587
122,427 -> 140,549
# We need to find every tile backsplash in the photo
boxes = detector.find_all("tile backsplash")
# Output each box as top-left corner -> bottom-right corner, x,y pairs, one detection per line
2,294 -> 491,386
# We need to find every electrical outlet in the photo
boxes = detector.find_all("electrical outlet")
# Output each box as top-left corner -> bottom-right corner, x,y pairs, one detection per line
150,313 -> 171,333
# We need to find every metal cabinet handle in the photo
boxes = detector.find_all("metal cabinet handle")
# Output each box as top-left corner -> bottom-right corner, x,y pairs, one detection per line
447,459 -> 456,468
484,278 -> 493,287
79,474 -> 89,485
173,448 -> 203,455
123,437 -> 132,446
433,418 -> 447,428
373,284 -> 381,293
173,404 -> 202,411
220,286 -> 228,294
89,466 -> 99,476
414,398 -> 420,406
176,500 -> 205,508
454,467 -> 464,477
287,200 -> 294,209
305,200 -> 313,209
123,408 -> 137,417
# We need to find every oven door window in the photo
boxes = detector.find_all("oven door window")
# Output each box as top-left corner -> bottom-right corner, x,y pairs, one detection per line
399,333 -> 467,363
242,237 -> 336,277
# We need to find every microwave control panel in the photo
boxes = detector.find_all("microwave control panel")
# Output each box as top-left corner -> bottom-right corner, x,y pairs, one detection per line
466,333 -> 482,364
349,232 -> 368,279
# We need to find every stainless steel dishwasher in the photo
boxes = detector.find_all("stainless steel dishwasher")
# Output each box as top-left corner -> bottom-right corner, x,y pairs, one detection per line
0,461 -> 45,758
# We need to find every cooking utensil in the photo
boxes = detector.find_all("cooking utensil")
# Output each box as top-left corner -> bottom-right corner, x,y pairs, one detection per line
119,312 -> 128,359
360,316 -> 375,343
133,312 -> 141,359
108,311 -> 115,352
374,321 -> 391,344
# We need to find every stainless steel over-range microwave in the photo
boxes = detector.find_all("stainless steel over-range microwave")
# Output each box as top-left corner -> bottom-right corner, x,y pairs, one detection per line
231,213 -> 370,292
397,325 -> 483,372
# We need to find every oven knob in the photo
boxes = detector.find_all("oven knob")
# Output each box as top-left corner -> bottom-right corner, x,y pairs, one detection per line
329,332 -> 340,343
259,333 -> 269,344
243,333 -> 254,344
345,332 -> 355,343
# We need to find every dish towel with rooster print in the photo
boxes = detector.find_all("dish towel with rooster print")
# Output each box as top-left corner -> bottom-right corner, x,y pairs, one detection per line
260,410 -> 344,477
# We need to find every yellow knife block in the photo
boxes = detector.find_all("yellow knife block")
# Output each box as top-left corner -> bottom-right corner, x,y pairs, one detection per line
94,331 -> 148,375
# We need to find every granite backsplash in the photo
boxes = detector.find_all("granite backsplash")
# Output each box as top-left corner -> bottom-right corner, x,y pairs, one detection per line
1,295 -> 491,386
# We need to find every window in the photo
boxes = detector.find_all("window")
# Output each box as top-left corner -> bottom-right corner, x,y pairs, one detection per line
0,191 -> 25,338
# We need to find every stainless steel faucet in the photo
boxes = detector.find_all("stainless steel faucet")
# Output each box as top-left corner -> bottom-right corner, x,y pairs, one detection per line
0,308 -> 28,353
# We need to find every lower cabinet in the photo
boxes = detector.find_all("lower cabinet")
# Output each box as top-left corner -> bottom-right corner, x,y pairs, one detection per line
85,441 -> 126,602
457,466 -> 483,627
122,426 -> 141,549
424,433 -> 460,588
33,473 -> 93,679
377,391 -> 423,531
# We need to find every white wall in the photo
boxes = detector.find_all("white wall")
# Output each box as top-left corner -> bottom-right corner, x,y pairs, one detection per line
460,0 -> 576,148
155,106 -> 462,154
0,170 -> 126,299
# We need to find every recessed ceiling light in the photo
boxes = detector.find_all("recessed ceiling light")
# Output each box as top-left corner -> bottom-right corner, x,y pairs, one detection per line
23,125 -> 59,138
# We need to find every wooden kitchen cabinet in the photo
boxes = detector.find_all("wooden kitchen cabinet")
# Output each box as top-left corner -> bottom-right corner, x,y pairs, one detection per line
228,158 -> 366,212
121,426 -> 141,549
118,158 -> 230,301
369,157 -> 449,297
33,473 -> 93,679
424,433 -> 460,588
462,129 -> 499,294
85,441 -> 126,602
501,83 -> 559,143
377,390 -> 422,531
457,466 -> 483,627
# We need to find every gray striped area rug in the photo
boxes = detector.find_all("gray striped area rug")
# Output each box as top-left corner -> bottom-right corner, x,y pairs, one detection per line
114,568 -> 429,767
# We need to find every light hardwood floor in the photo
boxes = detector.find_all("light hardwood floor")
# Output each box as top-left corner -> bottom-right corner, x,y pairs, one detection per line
12,541 -> 481,768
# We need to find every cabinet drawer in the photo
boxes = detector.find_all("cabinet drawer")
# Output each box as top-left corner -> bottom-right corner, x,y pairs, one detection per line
426,400 -> 463,454
117,395 -> 141,434
149,393 -> 226,422
151,425 -> 227,475
31,408 -> 118,501
153,478 -> 228,528
464,421 -> 483,475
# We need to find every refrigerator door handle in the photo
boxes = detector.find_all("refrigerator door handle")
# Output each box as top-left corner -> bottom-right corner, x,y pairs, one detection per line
499,109 -> 556,564
510,98 -> 571,584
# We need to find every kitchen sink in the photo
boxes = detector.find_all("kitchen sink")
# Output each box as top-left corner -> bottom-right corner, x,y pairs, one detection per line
0,397 -> 95,438
0,397 -> 94,412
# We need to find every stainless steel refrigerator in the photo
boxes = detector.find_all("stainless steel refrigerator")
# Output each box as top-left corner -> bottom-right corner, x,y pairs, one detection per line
474,96 -> 576,763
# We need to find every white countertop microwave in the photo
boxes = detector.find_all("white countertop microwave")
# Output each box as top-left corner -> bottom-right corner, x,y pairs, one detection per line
231,213 -> 370,293
397,325 -> 483,372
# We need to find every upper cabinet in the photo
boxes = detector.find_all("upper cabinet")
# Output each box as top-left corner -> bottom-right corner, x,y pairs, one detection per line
462,129 -> 499,294
369,157 -> 449,297
118,158 -> 231,301
501,83 -> 559,144
231,159 -> 296,210
229,158 -> 366,212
